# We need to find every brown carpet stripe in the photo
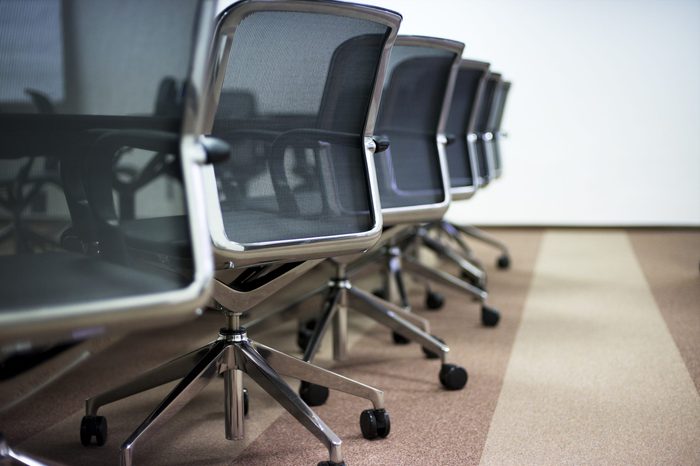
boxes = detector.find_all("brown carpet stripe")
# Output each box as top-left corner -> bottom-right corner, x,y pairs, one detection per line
628,230 -> 700,392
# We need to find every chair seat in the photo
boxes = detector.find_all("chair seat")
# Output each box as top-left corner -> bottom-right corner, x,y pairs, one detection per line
222,208 -> 364,244
121,206 -> 365,250
0,251 -> 187,311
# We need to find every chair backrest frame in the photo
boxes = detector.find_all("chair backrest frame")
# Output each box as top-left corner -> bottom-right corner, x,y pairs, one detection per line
490,80 -> 511,179
200,0 -> 402,268
475,71 -> 502,186
449,58 -> 490,201
376,35 -> 464,225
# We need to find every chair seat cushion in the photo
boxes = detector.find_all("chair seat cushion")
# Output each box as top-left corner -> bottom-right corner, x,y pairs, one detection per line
0,251 -> 188,311
221,208 -> 363,244
121,200 -> 368,251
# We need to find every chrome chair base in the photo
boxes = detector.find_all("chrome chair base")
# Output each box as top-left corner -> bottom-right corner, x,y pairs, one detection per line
0,434 -> 52,466
81,313 -> 390,466
363,227 -> 499,327
434,221 -> 511,270
298,262 -> 468,398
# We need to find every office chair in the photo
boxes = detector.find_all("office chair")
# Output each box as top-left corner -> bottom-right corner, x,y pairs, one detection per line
0,0 -> 216,462
356,50 -> 500,328
449,73 -> 512,268
399,59 -> 504,323
82,2 -> 402,465
293,37 -> 471,405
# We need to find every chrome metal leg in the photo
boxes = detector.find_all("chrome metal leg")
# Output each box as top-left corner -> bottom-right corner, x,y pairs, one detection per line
418,229 -> 486,284
346,286 -> 449,364
236,340 -> 343,464
454,224 -> 509,256
438,221 -> 473,257
0,434 -> 49,466
120,340 -> 227,466
354,286 -> 430,332
85,343 -> 215,416
388,247 -> 411,310
302,287 -> 341,362
332,288 -> 348,362
224,368 -> 245,440
402,255 -> 488,302
252,341 -> 384,410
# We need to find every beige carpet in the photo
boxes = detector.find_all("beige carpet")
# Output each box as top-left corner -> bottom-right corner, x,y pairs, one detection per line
1,229 -> 698,465
480,231 -> 700,465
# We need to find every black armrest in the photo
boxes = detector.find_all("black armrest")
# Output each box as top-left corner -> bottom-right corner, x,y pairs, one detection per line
372,135 -> 390,153
83,129 -> 180,263
200,136 -> 231,165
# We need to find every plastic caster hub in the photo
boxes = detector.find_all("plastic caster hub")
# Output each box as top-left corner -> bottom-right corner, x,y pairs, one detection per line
422,335 -> 446,359
297,318 -> 318,351
497,255 -> 511,270
391,331 -> 410,345
317,462 -> 346,466
80,415 -> 107,446
299,381 -> 329,407
481,306 -> 500,327
360,408 -> 391,440
439,363 -> 468,390
425,291 -> 444,310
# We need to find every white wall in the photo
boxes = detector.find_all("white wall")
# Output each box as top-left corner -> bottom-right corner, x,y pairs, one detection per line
357,0 -> 700,226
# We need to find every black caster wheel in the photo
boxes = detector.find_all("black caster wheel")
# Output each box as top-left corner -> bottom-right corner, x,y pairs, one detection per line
360,408 -> 391,440
439,363 -> 468,390
391,331 -> 410,345
243,387 -> 249,416
299,381 -> 329,407
372,287 -> 388,300
497,254 -> 511,270
317,462 -> 346,466
80,415 -> 107,446
297,318 -> 317,351
422,335 -> 446,359
425,290 -> 445,310
481,306 -> 500,327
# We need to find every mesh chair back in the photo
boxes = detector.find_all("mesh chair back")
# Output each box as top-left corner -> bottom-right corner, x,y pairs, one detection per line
473,72 -> 502,185
0,0 -> 214,348
445,59 -> 490,200
373,37 -> 464,224
203,2 -> 401,266
489,80 -> 511,177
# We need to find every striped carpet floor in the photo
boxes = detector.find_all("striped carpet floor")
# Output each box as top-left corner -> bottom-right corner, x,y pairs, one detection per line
1,229 -> 698,465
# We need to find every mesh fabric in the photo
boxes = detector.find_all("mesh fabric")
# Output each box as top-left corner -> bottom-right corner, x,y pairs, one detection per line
445,66 -> 487,188
373,45 -> 456,210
